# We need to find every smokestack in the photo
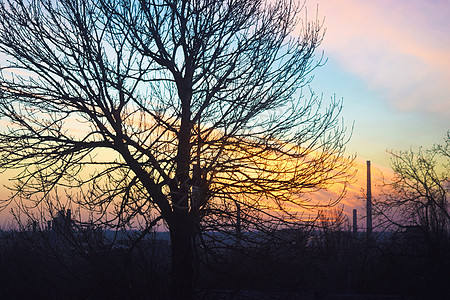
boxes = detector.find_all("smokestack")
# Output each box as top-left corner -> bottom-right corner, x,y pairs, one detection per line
236,202 -> 241,239
353,209 -> 357,234
366,161 -> 372,236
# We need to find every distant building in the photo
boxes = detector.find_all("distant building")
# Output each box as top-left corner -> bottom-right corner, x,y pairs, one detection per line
50,209 -> 73,235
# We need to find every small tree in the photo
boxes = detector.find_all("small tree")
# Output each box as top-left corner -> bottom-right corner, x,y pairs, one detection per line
373,132 -> 449,297
0,0 -> 353,297
376,132 -> 449,257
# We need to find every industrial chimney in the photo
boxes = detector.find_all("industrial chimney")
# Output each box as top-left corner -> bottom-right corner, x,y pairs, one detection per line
353,209 -> 357,234
366,161 -> 372,237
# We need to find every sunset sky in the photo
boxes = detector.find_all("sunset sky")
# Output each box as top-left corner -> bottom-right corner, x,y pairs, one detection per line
0,0 -> 449,224
294,0 -> 450,220
306,0 -> 450,169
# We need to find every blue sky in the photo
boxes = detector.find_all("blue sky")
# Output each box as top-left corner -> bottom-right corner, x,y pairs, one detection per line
305,0 -> 450,168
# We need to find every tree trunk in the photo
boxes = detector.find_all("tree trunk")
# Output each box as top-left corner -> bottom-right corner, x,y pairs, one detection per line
169,212 -> 194,299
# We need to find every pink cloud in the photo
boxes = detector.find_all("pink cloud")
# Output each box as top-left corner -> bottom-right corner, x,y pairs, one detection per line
304,0 -> 450,117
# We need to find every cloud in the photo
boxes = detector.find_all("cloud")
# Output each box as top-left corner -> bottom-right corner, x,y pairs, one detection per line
305,0 -> 450,117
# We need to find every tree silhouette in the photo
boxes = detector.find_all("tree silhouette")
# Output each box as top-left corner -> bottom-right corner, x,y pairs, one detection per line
376,132 -> 449,259
0,0 -> 353,298
371,132 -> 450,297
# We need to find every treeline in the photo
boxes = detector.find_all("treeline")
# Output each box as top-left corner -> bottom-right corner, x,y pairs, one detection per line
0,223 -> 448,299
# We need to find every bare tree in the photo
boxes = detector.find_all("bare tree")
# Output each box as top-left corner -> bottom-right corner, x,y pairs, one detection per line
0,0 -> 353,297
375,132 -> 450,258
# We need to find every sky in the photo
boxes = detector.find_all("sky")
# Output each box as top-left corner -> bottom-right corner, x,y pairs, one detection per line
1,0 -> 449,225
294,0 -> 450,221
304,0 -> 450,168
